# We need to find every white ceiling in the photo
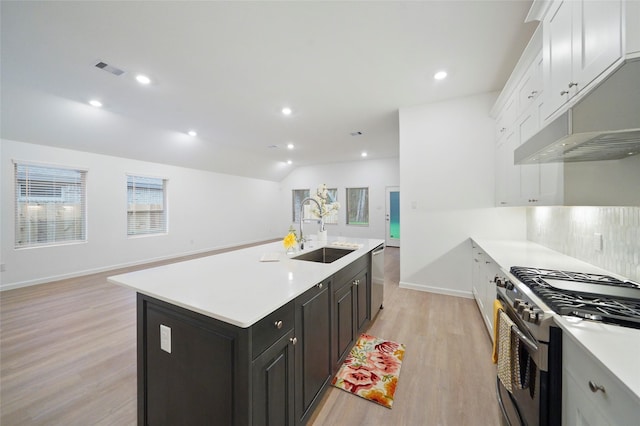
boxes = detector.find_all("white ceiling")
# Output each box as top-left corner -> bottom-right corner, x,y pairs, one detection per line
1,1 -> 536,181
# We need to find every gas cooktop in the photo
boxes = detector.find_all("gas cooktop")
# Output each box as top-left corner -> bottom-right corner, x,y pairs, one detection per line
510,266 -> 640,329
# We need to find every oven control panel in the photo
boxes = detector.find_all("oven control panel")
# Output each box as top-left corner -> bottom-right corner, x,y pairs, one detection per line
514,298 -> 543,324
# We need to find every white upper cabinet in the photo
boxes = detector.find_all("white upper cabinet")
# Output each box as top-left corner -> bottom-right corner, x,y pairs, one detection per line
516,52 -> 544,117
542,0 -> 623,119
495,93 -> 516,143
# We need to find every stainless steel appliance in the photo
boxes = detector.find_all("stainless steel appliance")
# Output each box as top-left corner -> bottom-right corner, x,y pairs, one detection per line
515,58 -> 640,164
371,244 -> 385,319
494,266 -> 640,426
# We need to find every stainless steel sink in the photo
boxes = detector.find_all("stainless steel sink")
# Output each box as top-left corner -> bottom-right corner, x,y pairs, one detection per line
292,247 -> 355,263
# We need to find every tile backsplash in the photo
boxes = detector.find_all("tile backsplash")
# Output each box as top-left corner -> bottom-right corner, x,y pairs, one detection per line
527,206 -> 639,282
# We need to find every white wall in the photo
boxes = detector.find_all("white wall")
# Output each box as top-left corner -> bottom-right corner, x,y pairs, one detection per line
1,139 -> 282,289
277,158 -> 399,240
399,93 -> 526,297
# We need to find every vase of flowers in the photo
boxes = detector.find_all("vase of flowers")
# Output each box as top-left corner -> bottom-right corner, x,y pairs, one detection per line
311,184 -> 340,241
283,225 -> 299,254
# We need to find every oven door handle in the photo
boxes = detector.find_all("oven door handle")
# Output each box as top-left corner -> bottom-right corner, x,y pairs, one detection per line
511,324 -> 538,353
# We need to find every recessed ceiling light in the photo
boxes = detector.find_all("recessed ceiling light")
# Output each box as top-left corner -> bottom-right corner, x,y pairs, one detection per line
136,74 -> 151,85
282,107 -> 292,116
287,160 -> 293,165
434,71 -> 448,80
187,130 -> 197,137
287,143 -> 294,150
89,99 -> 103,107
361,152 -> 368,158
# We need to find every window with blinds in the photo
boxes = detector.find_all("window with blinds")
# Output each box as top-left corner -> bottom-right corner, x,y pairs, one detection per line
127,175 -> 167,236
15,163 -> 87,248
292,189 -> 310,222
346,187 -> 369,226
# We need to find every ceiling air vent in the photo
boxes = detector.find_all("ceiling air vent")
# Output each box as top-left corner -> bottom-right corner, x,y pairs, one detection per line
95,61 -> 125,76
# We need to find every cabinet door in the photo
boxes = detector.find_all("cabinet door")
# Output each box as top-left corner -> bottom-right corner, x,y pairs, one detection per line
572,0 -> 622,93
544,0 -> 574,118
252,330 -> 295,426
143,304 -> 238,426
495,93 -> 517,141
518,110 -> 541,204
333,281 -> 356,369
563,370 -> 610,426
495,128 -> 520,206
355,269 -> 370,333
294,281 -> 332,424
517,52 -> 544,116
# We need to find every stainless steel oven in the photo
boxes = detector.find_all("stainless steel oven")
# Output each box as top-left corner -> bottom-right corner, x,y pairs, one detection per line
495,265 -> 640,426
495,272 -> 562,426
495,290 -> 562,426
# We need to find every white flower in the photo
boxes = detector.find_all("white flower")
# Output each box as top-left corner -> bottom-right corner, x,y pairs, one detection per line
311,183 -> 339,219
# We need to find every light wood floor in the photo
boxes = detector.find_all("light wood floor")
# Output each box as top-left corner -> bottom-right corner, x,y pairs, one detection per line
1,246 -> 500,425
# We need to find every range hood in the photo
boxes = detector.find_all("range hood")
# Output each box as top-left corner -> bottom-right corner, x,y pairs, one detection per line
515,59 -> 640,164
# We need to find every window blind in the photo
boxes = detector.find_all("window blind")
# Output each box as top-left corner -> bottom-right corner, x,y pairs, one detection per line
127,175 -> 167,236
15,163 -> 87,248
292,189 -> 310,222
346,187 -> 369,225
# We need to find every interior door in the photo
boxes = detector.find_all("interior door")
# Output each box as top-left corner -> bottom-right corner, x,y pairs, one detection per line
385,187 -> 399,247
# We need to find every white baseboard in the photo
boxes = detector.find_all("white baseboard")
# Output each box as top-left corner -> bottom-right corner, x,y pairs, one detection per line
399,281 -> 474,299
0,237 -> 279,292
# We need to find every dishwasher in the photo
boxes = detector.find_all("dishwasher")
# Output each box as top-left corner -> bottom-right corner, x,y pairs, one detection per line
371,243 -> 385,319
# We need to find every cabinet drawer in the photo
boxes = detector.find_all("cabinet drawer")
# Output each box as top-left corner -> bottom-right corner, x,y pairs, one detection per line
332,254 -> 369,291
563,335 -> 638,425
252,301 -> 294,359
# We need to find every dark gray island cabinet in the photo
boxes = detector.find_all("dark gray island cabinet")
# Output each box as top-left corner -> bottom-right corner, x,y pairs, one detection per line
136,252 -> 371,426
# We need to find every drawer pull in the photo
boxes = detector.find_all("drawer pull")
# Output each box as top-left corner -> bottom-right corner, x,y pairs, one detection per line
353,279 -> 360,286
588,381 -> 606,394
290,337 -> 298,345
274,320 -> 283,329
317,283 -> 323,289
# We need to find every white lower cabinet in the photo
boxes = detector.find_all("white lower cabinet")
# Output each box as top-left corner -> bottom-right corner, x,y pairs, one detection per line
471,242 -> 499,335
563,334 -> 638,426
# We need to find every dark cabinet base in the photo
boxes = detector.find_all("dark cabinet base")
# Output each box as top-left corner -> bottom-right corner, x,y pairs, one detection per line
136,252 -> 372,426
138,296 -> 250,426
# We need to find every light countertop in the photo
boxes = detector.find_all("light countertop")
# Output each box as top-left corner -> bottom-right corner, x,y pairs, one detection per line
471,238 -> 640,403
108,237 -> 384,328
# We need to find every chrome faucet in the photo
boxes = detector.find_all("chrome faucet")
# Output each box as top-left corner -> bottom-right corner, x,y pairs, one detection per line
299,197 -> 323,250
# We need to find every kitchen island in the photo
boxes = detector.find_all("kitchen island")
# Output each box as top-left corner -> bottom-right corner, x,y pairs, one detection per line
108,237 -> 384,426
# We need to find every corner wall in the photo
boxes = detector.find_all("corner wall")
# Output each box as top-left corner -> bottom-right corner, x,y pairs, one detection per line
1,139 -> 281,289
399,93 -> 526,297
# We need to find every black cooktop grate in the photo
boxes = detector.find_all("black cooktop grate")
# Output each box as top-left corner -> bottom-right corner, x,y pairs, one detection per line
510,266 -> 640,329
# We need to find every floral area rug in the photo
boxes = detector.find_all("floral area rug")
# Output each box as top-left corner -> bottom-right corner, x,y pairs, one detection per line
331,333 -> 406,409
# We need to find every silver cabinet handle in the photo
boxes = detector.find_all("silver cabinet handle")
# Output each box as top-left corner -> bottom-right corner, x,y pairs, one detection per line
568,82 -> 578,88
560,90 -> 569,96
316,283 -> 323,289
290,337 -> 297,345
527,90 -> 538,99
353,279 -> 360,286
274,320 -> 283,329
485,261 -> 491,264
588,381 -> 606,393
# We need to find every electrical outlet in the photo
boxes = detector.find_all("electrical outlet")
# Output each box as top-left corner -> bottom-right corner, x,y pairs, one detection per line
160,324 -> 171,353
593,233 -> 603,252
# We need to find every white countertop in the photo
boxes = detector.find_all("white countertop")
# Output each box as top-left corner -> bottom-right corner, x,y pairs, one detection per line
108,237 -> 384,328
472,238 -> 640,402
